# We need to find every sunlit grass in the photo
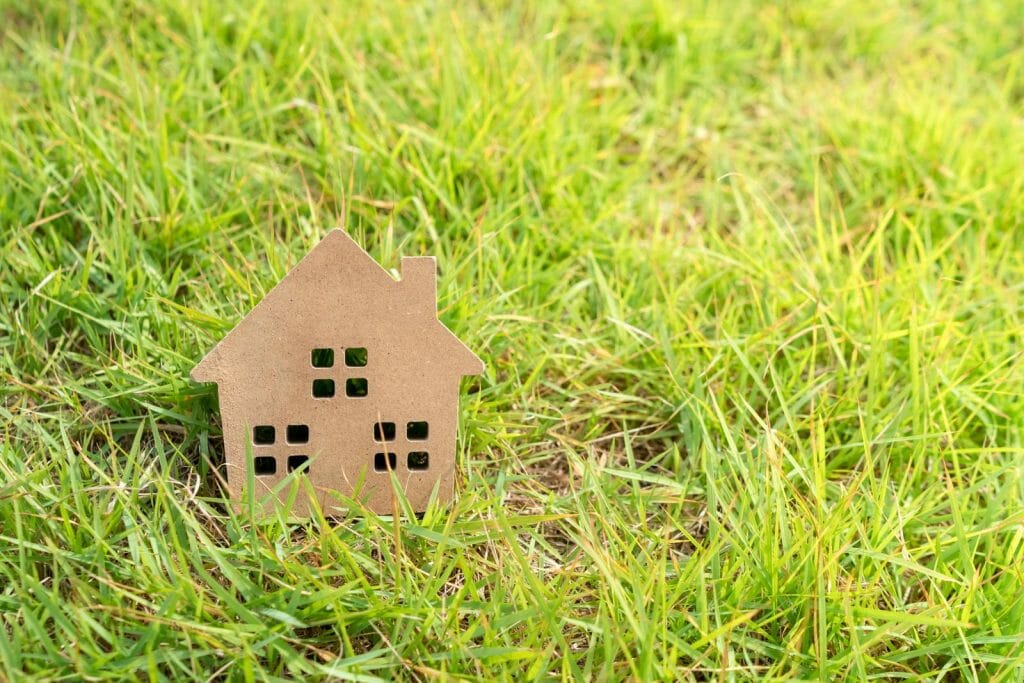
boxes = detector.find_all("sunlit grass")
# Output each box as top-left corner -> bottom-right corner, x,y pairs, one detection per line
1,0 -> 1022,679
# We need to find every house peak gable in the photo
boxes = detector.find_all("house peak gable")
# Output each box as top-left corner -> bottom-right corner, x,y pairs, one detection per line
191,229 -> 483,383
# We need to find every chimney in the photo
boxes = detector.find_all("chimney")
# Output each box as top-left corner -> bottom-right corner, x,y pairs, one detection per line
401,256 -> 437,318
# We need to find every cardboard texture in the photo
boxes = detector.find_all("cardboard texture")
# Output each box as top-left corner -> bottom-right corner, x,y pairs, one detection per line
191,229 -> 483,515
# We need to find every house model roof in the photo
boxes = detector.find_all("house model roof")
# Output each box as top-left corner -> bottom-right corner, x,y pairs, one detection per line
191,229 -> 483,516
192,229 -> 483,382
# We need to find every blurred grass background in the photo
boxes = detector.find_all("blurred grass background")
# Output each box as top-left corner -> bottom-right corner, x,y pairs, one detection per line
1,0 -> 1022,679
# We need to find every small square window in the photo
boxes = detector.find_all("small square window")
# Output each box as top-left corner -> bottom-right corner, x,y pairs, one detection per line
253,426 -> 275,445
312,379 -> 335,398
346,378 -> 368,397
374,452 -> 397,472
373,422 -> 396,441
408,451 -> 429,471
407,421 -> 429,441
254,456 -> 276,475
311,348 -> 334,368
287,424 -> 309,444
287,455 -> 310,473
345,347 -> 368,367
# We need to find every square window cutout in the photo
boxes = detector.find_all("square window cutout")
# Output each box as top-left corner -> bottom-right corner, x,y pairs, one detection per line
373,422 -> 396,441
287,455 -> 309,473
407,421 -> 428,441
408,452 -> 429,471
345,347 -> 368,367
311,348 -> 334,368
374,452 -> 397,472
312,379 -> 335,398
346,378 -> 368,398
287,424 -> 309,444
254,456 -> 276,475
253,425 -> 275,445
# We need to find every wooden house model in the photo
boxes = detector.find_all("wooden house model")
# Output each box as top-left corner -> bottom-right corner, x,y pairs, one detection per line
191,229 -> 483,515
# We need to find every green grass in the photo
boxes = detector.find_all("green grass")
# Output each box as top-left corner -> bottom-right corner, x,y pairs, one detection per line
1,0 -> 1023,679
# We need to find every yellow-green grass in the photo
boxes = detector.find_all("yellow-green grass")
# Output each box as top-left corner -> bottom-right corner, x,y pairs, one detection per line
1,1 -> 1022,679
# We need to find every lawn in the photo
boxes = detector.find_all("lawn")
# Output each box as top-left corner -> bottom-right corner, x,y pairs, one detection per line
1,0 -> 1023,679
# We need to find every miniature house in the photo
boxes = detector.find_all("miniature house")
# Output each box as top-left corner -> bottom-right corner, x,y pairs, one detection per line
191,229 -> 483,515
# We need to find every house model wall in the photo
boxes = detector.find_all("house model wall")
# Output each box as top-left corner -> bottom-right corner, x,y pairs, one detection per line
191,229 -> 483,515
